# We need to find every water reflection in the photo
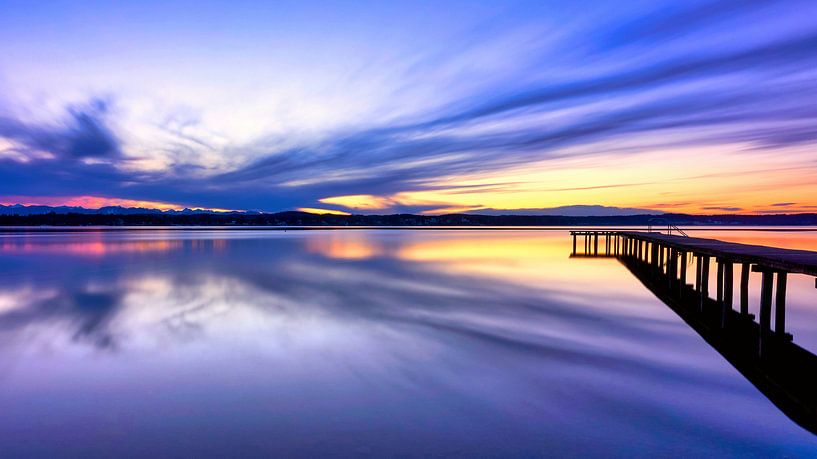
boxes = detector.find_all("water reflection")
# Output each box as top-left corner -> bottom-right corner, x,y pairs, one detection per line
1,230 -> 817,457
0,233 -> 229,256
305,231 -> 386,259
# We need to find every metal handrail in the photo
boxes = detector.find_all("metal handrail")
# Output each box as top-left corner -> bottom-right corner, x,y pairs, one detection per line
648,218 -> 688,237
671,224 -> 689,237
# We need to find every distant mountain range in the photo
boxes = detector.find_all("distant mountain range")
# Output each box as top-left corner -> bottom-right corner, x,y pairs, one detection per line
0,204 -> 245,216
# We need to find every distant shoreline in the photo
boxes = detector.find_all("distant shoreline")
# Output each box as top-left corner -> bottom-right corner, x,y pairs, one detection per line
2,226 -> 817,233
2,211 -> 817,228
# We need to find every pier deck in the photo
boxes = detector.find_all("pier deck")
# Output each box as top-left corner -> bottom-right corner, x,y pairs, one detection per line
619,231 -> 817,276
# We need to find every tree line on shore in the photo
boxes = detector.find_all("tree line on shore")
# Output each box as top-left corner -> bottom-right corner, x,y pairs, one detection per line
2,211 -> 817,226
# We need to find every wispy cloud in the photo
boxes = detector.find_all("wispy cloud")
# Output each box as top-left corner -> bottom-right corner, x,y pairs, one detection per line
0,98 -> 120,160
701,206 -> 743,212
0,0 -> 816,213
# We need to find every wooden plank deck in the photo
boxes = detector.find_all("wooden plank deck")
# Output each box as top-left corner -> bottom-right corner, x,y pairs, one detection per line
619,231 -> 817,276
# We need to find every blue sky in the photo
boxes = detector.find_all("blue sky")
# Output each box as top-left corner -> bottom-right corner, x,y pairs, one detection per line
1,0 -> 816,214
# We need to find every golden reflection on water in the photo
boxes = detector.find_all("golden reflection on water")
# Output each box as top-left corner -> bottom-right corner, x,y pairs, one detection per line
304,232 -> 385,259
303,230 -> 633,298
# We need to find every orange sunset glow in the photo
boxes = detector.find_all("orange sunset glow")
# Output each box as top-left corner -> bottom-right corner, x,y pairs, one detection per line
316,146 -> 817,215
0,196 -> 236,212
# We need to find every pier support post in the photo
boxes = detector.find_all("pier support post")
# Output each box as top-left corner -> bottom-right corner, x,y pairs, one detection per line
722,262 -> 733,328
740,263 -> 750,316
651,243 -> 657,271
700,256 -> 710,311
695,255 -> 702,292
716,260 -> 724,304
572,234 -> 576,255
776,272 -> 787,336
658,245 -> 664,273
759,270 -> 774,358
680,252 -> 688,288
594,232 -> 598,256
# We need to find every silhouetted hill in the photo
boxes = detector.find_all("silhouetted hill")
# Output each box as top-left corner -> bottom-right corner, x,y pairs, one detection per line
0,204 -> 237,216
1,211 -> 817,226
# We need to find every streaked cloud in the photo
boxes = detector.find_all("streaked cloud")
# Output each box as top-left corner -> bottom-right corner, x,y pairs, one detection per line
0,0 -> 816,214
297,207 -> 351,216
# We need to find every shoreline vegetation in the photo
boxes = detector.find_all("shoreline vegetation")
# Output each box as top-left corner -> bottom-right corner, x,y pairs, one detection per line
2,211 -> 817,227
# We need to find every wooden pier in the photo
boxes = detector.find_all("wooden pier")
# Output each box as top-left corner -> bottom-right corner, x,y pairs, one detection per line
570,230 -> 817,434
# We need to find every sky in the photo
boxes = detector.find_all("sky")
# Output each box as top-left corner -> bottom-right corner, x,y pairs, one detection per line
1,0 -> 816,215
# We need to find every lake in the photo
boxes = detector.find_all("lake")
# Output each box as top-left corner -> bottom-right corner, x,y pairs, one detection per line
1,228 -> 817,457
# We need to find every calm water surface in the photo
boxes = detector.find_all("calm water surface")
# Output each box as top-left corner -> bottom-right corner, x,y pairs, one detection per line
2,228 -> 817,457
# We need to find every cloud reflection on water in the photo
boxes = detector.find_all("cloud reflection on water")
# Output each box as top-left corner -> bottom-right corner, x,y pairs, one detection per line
0,230 -> 816,456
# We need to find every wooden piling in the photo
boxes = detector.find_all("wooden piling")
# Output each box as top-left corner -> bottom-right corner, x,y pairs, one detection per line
716,259 -> 724,304
740,263 -> 750,315
759,270 -> 774,358
658,245 -> 664,272
722,262 -> 733,328
724,262 -> 733,309
776,272 -> 787,336
700,256 -> 710,310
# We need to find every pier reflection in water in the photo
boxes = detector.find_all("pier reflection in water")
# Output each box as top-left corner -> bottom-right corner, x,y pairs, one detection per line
571,230 -> 817,434
2,229 -> 817,456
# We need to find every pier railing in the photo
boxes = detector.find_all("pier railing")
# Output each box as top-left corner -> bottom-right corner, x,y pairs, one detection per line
647,218 -> 689,236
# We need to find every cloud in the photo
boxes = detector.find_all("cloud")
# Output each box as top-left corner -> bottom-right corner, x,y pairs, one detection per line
592,0 -> 778,53
0,98 -> 120,160
471,205 -> 660,217
701,206 -> 743,212
0,1 -> 816,212
297,207 -> 351,216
